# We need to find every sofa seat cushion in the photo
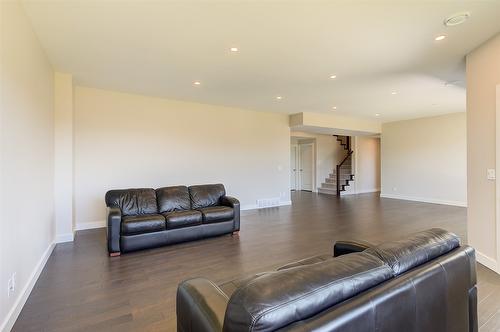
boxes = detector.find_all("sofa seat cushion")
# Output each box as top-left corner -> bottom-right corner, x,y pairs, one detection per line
121,214 -> 165,235
164,210 -> 202,229
199,206 -> 234,224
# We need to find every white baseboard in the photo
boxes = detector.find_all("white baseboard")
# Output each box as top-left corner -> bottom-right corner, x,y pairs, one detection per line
476,251 -> 499,274
380,193 -> 467,207
73,202 -> 295,228
241,200 -> 292,211
355,188 -> 381,194
75,221 -> 106,231
1,242 -> 55,332
54,232 -> 74,243
340,188 -> 380,196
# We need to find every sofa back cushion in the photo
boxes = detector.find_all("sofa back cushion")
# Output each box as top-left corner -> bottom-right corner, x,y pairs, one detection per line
105,188 -> 158,216
365,228 -> 460,276
281,246 -> 476,332
189,184 -> 226,209
223,252 -> 393,332
156,186 -> 191,213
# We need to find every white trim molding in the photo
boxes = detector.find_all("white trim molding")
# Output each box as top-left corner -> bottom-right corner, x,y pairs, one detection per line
495,84 -> 500,276
476,251 -> 499,274
341,188 -> 381,196
75,221 -> 106,231
241,200 -> 292,211
355,188 -> 381,194
75,200 -> 295,230
54,232 -> 74,243
380,193 -> 467,207
73,202 -> 296,230
1,242 -> 55,332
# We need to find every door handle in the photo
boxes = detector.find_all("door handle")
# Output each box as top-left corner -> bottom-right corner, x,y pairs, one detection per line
293,169 -> 296,171
300,169 -> 303,171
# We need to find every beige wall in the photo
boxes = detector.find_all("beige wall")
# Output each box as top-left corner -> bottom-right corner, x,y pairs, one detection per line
381,113 -> 466,206
54,72 -> 74,242
466,33 -> 500,271
1,1 -> 55,330
73,86 -> 291,228
354,136 -> 381,193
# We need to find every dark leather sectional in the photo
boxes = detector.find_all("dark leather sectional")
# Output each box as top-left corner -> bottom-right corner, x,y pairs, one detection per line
177,228 -> 477,331
105,184 -> 240,255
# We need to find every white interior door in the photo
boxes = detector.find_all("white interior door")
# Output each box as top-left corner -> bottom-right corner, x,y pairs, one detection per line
299,143 -> 314,191
290,145 -> 298,190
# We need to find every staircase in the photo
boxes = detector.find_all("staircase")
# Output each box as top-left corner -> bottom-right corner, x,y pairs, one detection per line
318,135 -> 355,196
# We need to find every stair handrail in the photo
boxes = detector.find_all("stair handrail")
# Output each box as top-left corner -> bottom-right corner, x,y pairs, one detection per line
336,136 -> 353,195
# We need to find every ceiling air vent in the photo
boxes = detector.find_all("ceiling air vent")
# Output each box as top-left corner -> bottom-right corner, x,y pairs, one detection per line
444,12 -> 470,27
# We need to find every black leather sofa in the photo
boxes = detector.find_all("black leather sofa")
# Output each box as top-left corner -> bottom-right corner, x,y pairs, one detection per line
105,184 -> 240,256
177,228 -> 477,332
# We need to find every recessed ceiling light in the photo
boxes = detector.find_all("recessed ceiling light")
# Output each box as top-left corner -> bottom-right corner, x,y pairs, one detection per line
276,96 -> 283,100
332,106 -> 337,110
329,75 -> 337,79
391,91 -> 397,95
193,81 -> 201,86
375,113 -> 380,117
230,47 -> 239,52
444,12 -> 470,27
435,35 -> 447,41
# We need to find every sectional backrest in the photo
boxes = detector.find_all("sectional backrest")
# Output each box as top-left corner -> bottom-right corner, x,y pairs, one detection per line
189,184 -> 226,209
105,184 -> 227,216
105,188 -> 158,216
223,252 -> 393,332
222,228 -> 467,332
364,228 -> 461,276
282,245 -> 476,332
156,186 -> 191,213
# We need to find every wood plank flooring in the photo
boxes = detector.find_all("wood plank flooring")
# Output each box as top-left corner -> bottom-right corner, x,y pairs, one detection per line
12,191 -> 500,331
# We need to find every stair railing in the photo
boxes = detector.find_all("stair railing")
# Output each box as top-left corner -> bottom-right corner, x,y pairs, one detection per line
336,136 -> 353,195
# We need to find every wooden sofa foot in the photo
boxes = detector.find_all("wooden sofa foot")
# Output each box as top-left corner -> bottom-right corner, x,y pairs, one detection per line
109,252 -> 121,257
232,231 -> 240,236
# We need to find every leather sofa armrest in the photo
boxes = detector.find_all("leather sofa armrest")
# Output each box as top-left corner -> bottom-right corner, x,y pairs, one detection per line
107,206 -> 122,256
221,196 -> 240,232
221,195 -> 239,208
177,278 -> 228,332
333,240 -> 373,257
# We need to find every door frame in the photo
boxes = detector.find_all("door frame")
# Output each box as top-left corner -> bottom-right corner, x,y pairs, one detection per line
298,142 -> 316,192
290,144 -> 299,191
493,85 -> 500,274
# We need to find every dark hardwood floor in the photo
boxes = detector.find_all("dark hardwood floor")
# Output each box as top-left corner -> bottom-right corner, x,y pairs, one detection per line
12,192 -> 500,331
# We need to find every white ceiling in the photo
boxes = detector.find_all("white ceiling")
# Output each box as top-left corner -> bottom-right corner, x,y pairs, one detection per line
22,0 -> 500,122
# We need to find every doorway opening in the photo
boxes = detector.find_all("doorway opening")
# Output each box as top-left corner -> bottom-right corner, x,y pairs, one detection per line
290,137 -> 315,192
290,131 -> 381,196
